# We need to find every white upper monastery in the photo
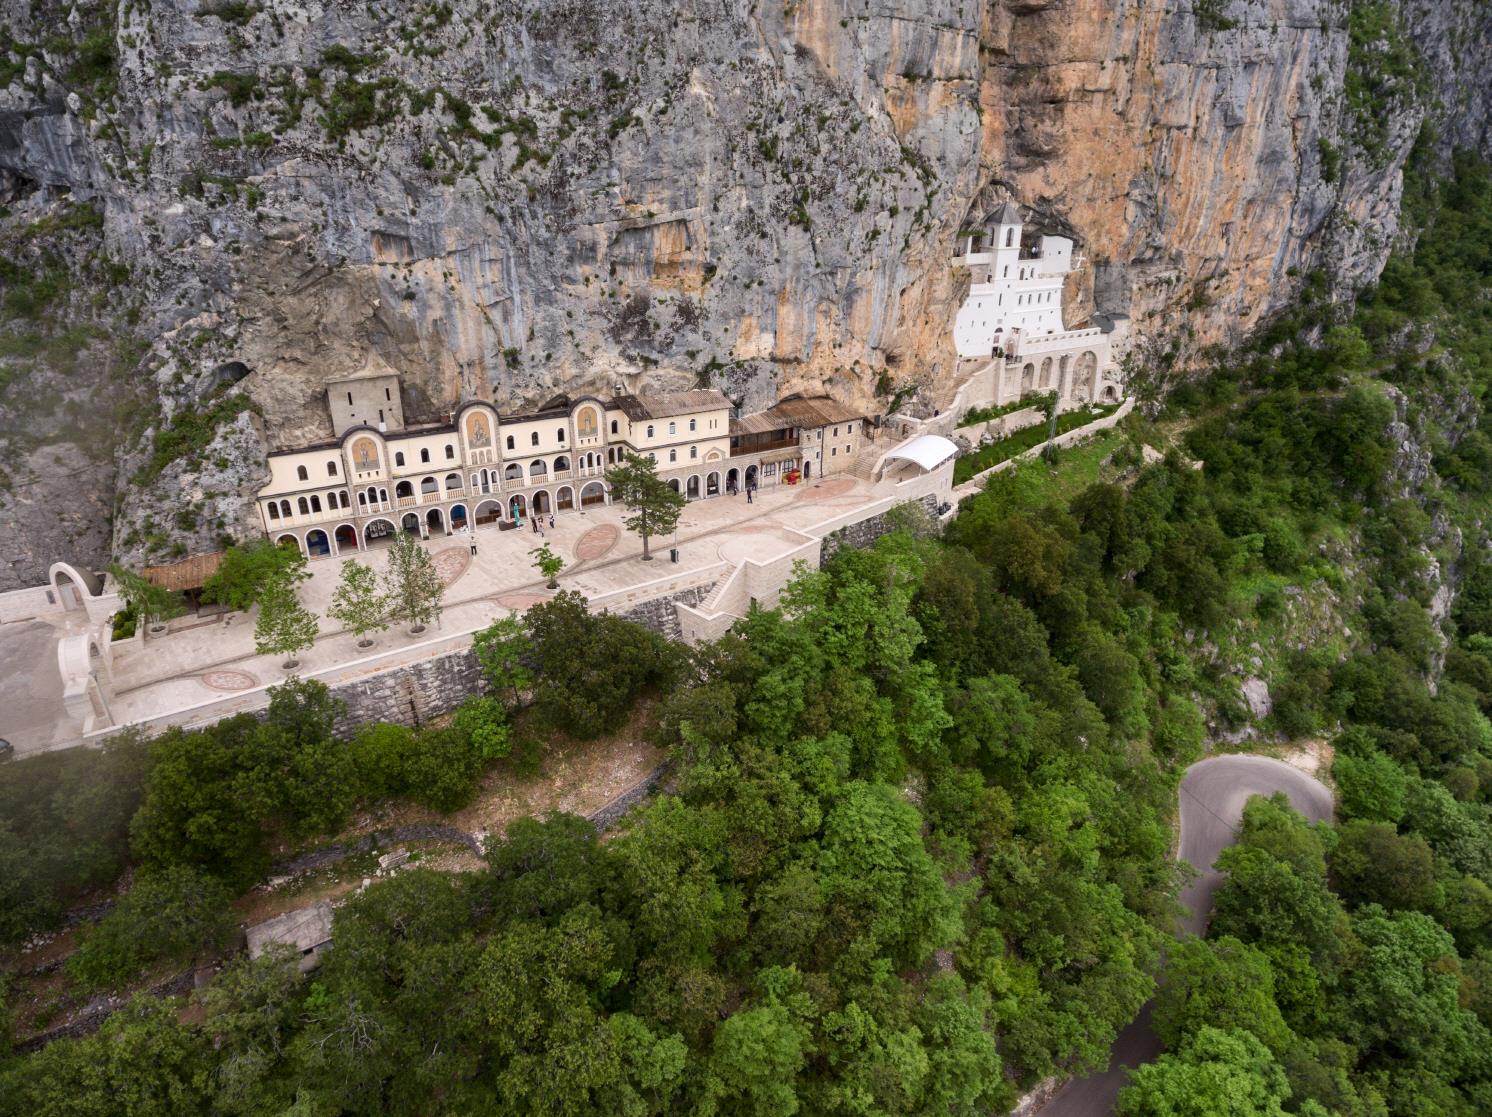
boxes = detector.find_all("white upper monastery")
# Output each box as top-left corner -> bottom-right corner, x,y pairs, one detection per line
950,202 -> 1127,407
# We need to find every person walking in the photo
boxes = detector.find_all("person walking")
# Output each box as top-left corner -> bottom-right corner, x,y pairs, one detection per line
746,484 -> 753,504
548,514 -> 555,530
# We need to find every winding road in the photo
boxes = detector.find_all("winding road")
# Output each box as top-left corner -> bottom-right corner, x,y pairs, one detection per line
1036,754 -> 1334,1116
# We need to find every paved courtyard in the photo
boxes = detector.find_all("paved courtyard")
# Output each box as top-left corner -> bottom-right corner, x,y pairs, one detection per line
0,472 -> 900,754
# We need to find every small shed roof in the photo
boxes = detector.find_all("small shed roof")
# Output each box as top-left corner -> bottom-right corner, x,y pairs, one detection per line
142,552 -> 224,593
247,900 -> 336,958
881,434 -> 959,473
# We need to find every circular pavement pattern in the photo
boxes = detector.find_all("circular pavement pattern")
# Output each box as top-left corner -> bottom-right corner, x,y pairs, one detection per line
201,669 -> 258,692
575,524 -> 620,562
432,546 -> 471,587
795,476 -> 856,499
496,592 -> 552,611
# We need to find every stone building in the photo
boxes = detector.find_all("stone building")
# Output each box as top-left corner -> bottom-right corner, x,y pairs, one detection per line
256,381 -> 868,558
729,396 -> 868,482
951,203 -> 1128,407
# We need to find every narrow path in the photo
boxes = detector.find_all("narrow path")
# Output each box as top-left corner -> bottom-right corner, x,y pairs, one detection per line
1036,754 -> 1333,1116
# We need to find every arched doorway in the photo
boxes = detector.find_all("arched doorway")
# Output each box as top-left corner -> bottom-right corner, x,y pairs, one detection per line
475,499 -> 502,526
450,503 -> 468,529
306,529 -> 331,557
364,519 -> 396,547
706,472 -> 720,496
557,486 -> 574,511
686,475 -> 700,499
726,467 -> 740,494
426,507 -> 444,533
745,465 -> 758,489
50,562 -> 102,612
401,512 -> 421,535
668,479 -> 680,494
510,494 -> 527,521
1020,363 -> 1035,394
1101,384 -> 1118,403
277,533 -> 302,555
334,524 -> 358,553
803,461 -> 812,479
580,481 -> 606,507
532,490 -> 551,515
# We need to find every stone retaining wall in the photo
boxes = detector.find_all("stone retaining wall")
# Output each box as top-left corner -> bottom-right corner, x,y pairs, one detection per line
616,585 -> 711,642
821,494 -> 939,561
330,648 -> 484,736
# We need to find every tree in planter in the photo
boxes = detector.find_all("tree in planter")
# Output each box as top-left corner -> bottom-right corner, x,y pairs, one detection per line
530,543 -> 564,589
605,452 -> 686,561
327,559 -> 388,648
202,538 -> 307,611
384,532 -> 444,634
254,578 -> 319,670
108,564 -> 187,633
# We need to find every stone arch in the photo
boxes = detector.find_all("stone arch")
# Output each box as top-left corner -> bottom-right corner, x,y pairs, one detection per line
667,478 -> 680,494
553,455 -> 570,473
726,467 -> 740,493
49,562 -> 102,612
509,494 -> 528,520
686,475 -> 700,499
1074,350 -> 1098,401
1101,383 -> 1119,403
557,486 -> 575,510
420,475 -> 439,497
277,533 -> 303,556
706,471 -> 720,496
449,502 -> 468,529
475,499 -> 502,525
504,462 -> 524,482
1039,356 -> 1053,389
444,472 -> 463,493
401,512 -> 422,534
306,528 -> 331,558
426,507 -> 444,532
705,449 -> 722,462
334,523 -> 358,553
529,459 -> 548,482
363,518 -> 397,547
395,479 -> 415,500
580,480 -> 607,507
1020,362 -> 1035,394
532,489 -> 552,515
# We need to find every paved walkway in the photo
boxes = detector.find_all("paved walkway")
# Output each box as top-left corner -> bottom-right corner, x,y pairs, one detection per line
45,474 -> 892,742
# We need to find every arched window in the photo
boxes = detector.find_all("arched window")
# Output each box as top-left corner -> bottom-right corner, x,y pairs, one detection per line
690,446 -> 697,458
530,431 -> 539,447
310,495 -> 322,513
668,421 -> 676,435
646,425 -> 654,438
689,418 -> 696,432
280,500 -> 291,518
445,444 -> 455,459
556,427 -> 565,442
610,419 -> 618,435
420,448 -> 430,463
267,502 -> 280,520
1005,227 -> 1014,247
395,451 -> 405,467
327,461 -> 338,476
340,491 -> 350,508
506,435 -> 515,450
296,465 -> 308,481
298,496 -> 309,515
669,449 -> 677,463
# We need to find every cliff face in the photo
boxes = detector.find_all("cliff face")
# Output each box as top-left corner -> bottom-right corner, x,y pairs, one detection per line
0,0 -> 1488,585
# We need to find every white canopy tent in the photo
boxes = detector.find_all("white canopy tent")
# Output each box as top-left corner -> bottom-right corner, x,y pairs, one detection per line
872,434 -> 959,480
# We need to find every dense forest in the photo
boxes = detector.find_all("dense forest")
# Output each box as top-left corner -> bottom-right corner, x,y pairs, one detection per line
4,142 -> 1492,1115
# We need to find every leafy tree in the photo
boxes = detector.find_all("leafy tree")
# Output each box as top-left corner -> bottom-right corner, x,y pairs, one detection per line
1153,936 -> 1293,1055
530,542 -> 564,588
67,865 -> 237,990
1117,1026 -> 1292,1117
452,694 -> 512,761
109,563 -> 187,629
253,576 -> 319,669
199,946 -> 305,1116
1329,820 -> 1439,911
203,538 -> 308,610
327,558 -> 388,647
605,451 -> 685,560
1333,745 -> 1408,823
473,613 -> 535,709
384,531 -> 444,633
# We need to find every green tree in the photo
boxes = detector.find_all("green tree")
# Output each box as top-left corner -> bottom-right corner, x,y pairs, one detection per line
109,563 -> 186,630
473,613 -> 535,709
452,694 -> 512,761
1329,820 -> 1439,911
326,558 -> 388,647
1117,1026 -> 1292,1117
67,865 -> 237,990
1332,746 -> 1408,823
530,542 -> 564,588
253,577 -> 319,669
1153,936 -> 1292,1055
203,538 -> 308,611
709,1002 -> 810,1116
384,531 -> 444,633
605,451 -> 685,560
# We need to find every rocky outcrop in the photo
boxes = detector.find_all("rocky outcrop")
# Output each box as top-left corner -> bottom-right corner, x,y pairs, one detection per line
1,0 -> 1489,584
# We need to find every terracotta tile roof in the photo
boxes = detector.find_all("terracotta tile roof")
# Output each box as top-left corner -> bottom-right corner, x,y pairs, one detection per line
729,396 -> 866,436
143,551 -> 224,593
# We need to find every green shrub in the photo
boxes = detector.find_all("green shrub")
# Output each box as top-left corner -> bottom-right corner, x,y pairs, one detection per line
453,696 -> 512,761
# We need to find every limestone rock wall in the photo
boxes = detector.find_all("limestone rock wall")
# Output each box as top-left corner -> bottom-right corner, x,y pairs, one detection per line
1,0 -> 1490,586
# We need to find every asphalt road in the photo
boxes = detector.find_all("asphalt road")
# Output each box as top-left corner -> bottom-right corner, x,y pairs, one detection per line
1036,754 -> 1333,1116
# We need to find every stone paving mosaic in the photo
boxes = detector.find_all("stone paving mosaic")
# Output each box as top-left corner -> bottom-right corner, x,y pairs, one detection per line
201,669 -> 258,692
